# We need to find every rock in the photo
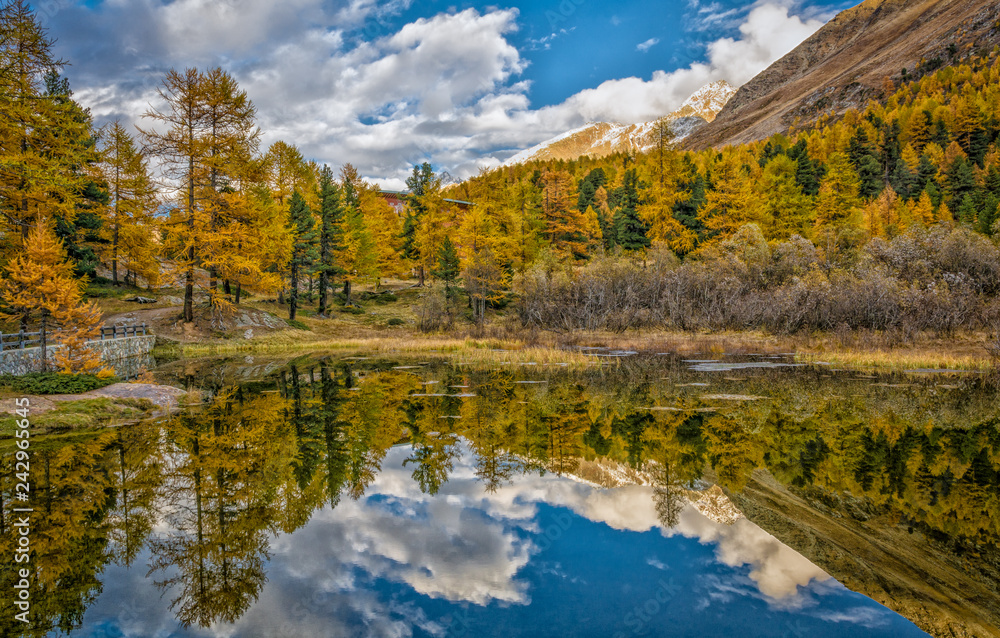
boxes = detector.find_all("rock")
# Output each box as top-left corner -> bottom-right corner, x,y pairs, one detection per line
50,382 -> 188,412
244,328 -> 254,339
126,296 -> 158,304
161,295 -> 185,305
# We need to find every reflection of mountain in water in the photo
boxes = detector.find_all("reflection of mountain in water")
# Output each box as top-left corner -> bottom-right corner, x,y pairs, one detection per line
6,355 -> 999,637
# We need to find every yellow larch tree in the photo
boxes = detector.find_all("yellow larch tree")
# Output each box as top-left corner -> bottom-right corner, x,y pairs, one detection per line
338,164 -> 378,302
0,225 -> 105,374
0,1 -> 93,258
99,120 -> 159,287
757,154 -> 813,240
814,151 -> 863,231
139,68 -> 210,324
199,67 -> 261,296
539,169 -> 586,259
699,151 -> 767,238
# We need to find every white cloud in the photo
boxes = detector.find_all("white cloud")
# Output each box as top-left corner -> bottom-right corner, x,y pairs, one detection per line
550,3 -> 823,125
53,0 -> 826,186
637,37 -> 660,52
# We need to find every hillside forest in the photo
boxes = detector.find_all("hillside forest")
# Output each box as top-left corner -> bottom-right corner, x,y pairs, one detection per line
3,0 -> 1000,343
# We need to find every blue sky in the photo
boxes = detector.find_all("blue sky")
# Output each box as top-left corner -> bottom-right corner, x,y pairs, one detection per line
41,0 -> 857,187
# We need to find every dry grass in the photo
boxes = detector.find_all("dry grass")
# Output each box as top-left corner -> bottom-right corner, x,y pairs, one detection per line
795,350 -> 993,372
164,334 -> 600,368
158,324 -> 1000,372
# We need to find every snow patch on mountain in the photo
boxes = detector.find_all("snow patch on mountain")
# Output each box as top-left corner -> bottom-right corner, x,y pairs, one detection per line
503,81 -> 737,166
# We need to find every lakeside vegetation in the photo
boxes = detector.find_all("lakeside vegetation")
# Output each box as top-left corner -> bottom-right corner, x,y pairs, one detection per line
2,1 -> 1000,375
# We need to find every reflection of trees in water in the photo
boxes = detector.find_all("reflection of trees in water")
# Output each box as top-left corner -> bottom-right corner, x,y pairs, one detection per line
107,424 -> 163,567
651,463 -> 684,529
149,390 -> 288,628
0,433 -> 118,637
13,360 -> 1000,634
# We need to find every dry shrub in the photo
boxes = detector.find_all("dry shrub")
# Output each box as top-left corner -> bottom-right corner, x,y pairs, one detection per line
517,225 -> 1000,337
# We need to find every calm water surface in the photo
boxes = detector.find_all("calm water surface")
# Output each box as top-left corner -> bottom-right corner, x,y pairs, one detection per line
2,353 -> 998,637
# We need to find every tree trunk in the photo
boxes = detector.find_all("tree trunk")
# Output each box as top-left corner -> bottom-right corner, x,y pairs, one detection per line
184,266 -> 194,323
289,263 -> 298,321
418,265 -> 425,287
344,279 -> 352,305
185,120 -> 196,324
224,280 -> 232,296
39,312 -> 48,373
235,283 -> 242,304
112,225 -> 120,286
318,270 -> 329,316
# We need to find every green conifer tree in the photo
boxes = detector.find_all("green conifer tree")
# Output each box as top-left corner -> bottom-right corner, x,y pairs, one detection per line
287,190 -> 317,321
316,166 -> 345,316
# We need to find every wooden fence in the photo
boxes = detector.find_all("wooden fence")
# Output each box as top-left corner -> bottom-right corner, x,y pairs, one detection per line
0,324 -> 149,352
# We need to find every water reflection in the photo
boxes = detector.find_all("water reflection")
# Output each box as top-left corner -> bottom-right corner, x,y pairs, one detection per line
2,355 -> 997,636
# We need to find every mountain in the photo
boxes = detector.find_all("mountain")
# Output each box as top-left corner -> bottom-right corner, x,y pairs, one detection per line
504,80 -> 736,165
685,0 -> 1000,149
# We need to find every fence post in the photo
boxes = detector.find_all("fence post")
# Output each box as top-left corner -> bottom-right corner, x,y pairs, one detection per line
19,329 -> 25,350
0,331 -> 4,353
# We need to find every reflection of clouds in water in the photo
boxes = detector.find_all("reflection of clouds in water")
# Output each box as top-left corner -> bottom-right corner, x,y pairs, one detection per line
673,510 -> 831,600
84,443 -> 840,637
288,444 -> 828,609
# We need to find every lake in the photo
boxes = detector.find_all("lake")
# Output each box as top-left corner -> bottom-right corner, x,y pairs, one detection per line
3,353 -> 998,637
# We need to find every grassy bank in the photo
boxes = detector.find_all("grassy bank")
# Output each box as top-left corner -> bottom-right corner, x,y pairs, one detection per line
0,397 -> 158,438
152,325 -> 999,372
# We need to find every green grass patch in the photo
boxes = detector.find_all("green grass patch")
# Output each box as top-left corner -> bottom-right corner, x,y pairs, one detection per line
0,373 -> 119,395
0,397 -> 157,437
287,319 -> 310,331
338,306 -> 365,315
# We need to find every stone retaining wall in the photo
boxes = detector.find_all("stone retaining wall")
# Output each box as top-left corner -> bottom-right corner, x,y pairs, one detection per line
0,335 -> 157,376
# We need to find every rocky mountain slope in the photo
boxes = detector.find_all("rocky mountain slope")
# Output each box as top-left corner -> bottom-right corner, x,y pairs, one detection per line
684,0 -> 1000,149
505,81 -> 736,165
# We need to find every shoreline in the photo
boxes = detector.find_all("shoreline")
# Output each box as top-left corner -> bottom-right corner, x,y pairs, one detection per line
151,328 -> 1000,373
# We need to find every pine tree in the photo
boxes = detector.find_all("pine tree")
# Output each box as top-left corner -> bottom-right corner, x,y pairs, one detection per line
847,128 -> 883,199
944,156 -> 976,211
672,159 -> 706,240
287,191 -> 316,322
432,236 -> 461,320
316,165 -> 345,316
612,168 -> 650,252
45,71 -> 107,279
788,140 -> 822,196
